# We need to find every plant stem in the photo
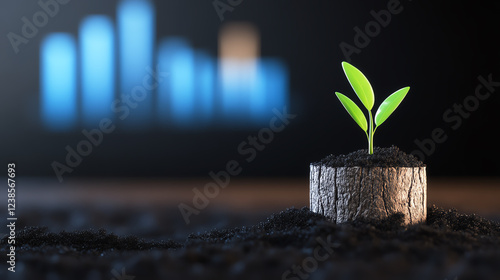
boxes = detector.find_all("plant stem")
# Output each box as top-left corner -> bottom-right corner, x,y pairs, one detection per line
368,111 -> 374,154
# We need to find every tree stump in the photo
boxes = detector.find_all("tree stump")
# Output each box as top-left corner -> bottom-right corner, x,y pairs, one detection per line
310,165 -> 427,225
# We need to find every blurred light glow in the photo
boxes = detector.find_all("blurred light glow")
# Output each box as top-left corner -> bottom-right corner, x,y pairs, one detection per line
219,59 -> 258,119
218,22 -> 288,124
39,7 -> 289,131
80,15 -> 115,126
40,33 -> 77,131
117,0 -> 154,127
158,39 -> 195,125
219,23 -> 260,60
259,59 -> 289,119
219,23 -> 260,121
195,51 -> 216,122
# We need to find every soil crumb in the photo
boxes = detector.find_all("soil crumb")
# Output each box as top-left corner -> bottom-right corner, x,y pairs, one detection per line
2,206 -> 499,280
313,146 -> 425,168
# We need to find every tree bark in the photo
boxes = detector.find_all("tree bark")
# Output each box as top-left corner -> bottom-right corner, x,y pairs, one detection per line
310,165 -> 427,225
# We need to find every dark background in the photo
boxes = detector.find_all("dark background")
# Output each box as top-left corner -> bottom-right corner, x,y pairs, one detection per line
0,0 -> 499,181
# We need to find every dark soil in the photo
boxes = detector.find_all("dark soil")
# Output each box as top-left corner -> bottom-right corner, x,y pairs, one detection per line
2,205 -> 500,280
313,146 -> 425,168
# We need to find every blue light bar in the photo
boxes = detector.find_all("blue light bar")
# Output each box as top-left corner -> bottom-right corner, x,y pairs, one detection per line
219,59 -> 289,125
80,15 -> 115,127
195,51 -> 216,123
117,0 -> 154,128
260,59 -> 289,118
40,33 -> 77,131
219,60 -> 255,122
157,38 -> 195,125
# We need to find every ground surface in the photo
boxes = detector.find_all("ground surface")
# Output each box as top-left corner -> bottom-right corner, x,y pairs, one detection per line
1,205 -> 500,280
1,178 -> 499,279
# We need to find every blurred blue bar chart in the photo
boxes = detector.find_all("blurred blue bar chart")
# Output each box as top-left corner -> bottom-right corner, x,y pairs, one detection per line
39,0 -> 289,131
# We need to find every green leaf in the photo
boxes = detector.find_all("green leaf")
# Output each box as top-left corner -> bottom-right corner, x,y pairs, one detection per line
374,86 -> 410,127
341,61 -> 375,110
335,92 -> 368,132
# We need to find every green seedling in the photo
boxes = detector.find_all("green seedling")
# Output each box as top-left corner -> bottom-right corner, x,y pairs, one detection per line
335,61 -> 410,154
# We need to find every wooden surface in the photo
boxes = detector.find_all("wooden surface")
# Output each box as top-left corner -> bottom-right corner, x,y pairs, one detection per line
10,177 -> 500,218
310,166 -> 426,225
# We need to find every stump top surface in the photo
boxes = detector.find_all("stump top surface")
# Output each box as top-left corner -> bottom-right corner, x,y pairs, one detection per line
312,146 -> 425,168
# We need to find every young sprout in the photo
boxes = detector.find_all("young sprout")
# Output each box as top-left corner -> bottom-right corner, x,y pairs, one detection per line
335,61 -> 410,155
